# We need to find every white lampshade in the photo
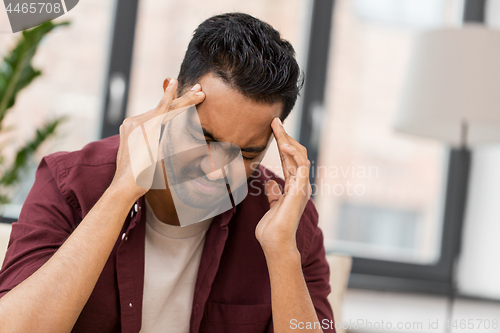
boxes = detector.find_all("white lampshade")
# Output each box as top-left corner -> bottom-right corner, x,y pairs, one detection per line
395,25 -> 500,147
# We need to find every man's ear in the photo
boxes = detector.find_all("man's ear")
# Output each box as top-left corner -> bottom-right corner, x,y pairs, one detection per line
163,78 -> 178,99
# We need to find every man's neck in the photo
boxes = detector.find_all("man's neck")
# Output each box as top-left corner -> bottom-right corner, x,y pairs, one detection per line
145,189 -> 180,226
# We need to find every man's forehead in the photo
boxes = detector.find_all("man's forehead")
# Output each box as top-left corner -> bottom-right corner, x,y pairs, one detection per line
186,73 -> 282,149
191,109 -> 272,151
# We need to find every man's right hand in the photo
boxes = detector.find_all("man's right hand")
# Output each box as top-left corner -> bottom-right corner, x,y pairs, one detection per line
111,78 -> 205,201
0,79 -> 205,333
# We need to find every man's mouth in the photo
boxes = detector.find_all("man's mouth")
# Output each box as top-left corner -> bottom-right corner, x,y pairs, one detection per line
189,175 -> 226,195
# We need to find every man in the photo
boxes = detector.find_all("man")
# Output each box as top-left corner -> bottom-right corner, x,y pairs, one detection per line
0,13 -> 334,333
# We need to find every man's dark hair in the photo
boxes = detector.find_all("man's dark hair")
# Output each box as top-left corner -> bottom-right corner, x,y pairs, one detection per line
178,12 -> 303,121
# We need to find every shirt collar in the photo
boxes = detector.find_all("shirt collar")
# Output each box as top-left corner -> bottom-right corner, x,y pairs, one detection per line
130,195 -> 236,230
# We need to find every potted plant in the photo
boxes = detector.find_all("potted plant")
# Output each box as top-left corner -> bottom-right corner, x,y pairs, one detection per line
0,21 -> 69,214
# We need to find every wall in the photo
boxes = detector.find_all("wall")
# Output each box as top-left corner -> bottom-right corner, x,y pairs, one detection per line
456,0 -> 500,299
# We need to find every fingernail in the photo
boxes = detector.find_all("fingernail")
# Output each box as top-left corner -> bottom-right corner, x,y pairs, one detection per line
191,83 -> 200,91
276,117 -> 284,127
169,78 -> 177,86
195,91 -> 204,96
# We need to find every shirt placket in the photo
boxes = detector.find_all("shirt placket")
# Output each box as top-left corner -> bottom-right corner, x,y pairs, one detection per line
190,207 -> 235,333
116,197 -> 146,333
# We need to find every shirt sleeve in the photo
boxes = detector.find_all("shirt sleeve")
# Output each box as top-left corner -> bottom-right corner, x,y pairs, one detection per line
301,199 -> 336,333
263,199 -> 336,333
0,155 -> 79,298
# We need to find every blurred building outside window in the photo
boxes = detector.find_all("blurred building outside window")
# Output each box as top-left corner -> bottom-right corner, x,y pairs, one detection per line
316,0 -> 465,264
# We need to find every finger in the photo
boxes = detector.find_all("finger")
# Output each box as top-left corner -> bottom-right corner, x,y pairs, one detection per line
271,118 -> 291,179
162,78 -> 177,99
265,180 -> 282,208
278,149 -> 291,180
279,144 -> 299,176
280,144 -> 308,174
285,135 -> 308,159
295,165 -> 311,199
282,165 -> 311,204
271,118 -> 307,159
166,78 -> 185,106
278,173 -> 311,221
163,78 -> 170,91
271,117 -> 291,147
169,84 -> 205,110
280,144 -> 311,199
156,78 -> 178,113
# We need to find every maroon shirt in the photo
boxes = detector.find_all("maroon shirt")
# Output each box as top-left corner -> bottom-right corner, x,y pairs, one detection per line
0,135 -> 334,332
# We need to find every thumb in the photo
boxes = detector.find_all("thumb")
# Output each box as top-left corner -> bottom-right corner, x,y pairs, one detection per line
265,180 -> 282,208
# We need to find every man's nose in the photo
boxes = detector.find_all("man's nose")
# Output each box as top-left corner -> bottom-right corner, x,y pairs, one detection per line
200,143 -> 229,181
200,156 -> 229,180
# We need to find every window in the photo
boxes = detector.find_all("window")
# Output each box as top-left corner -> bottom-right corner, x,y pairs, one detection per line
0,0 -> 115,219
316,0 -> 459,265
299,0 -> 468,294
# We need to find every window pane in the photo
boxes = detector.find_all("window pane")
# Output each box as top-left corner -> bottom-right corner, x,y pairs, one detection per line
0,0 -> 115,217
316,0 -> 461,264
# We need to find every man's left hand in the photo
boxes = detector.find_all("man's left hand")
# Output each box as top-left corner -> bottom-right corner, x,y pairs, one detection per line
255,117 -> 312,259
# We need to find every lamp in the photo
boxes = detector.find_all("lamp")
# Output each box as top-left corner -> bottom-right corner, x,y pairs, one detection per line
395,25 -> 500,147
394,24 -> 500,332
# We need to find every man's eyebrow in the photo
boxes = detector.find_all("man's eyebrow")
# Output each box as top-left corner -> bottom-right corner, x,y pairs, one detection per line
240,145 -> 267,153
200,127 -> 217,141
200,125 -> 267,154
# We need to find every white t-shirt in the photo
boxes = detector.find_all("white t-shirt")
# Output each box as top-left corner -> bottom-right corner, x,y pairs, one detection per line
139,199 -> 212,333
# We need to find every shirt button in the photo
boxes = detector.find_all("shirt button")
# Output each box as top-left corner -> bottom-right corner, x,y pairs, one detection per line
121,233 -> 126,240
129,303 -> 133,307
134,203 -> 138,213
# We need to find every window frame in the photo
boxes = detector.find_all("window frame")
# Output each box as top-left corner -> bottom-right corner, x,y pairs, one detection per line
99,0 -> 140,139
298,0 -> 483,296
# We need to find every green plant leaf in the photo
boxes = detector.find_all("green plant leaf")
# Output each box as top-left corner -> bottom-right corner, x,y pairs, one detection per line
0,117 -> 66,189
0,21 -> 70,126
0,194 -> 10,206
